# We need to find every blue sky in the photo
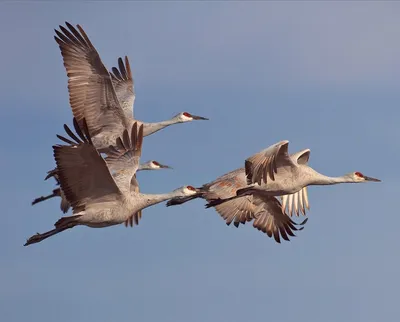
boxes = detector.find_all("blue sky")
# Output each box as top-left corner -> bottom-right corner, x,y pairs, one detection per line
1,2 -> 399,322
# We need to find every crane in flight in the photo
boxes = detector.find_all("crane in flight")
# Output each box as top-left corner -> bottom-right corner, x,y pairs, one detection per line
166,148 -> 312,243
206,140 -> 380,209
53,22 -> 209,154
24,119 -> 201,246
32,160 -> 172,213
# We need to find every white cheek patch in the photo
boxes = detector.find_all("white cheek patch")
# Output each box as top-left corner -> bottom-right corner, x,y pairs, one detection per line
182,115 -> 192,122
184,187 -> 196,195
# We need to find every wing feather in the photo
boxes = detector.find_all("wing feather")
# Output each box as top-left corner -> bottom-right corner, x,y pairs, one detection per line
204,168 -> 306,242
54,118 -> 122,213
110,56 -> 135,118
251,196 -> 306,243
104,122 -> 143,194
245,140 -> 294,185
54,22 -> 128,138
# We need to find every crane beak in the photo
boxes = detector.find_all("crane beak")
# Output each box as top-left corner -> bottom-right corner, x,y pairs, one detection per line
160,164 -> 173,169
194,187 -> 206,194
364,175 -> 381,182
191,115 -> 209,120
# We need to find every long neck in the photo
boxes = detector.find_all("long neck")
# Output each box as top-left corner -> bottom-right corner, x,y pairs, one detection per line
137,164 -> 150,171
142,119 -> 179,136
306,168 -> 354,186
138,191 -> 186,209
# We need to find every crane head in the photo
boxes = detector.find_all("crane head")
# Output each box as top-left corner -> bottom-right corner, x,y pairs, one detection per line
352,171 -> 381,182
149,160 -> 173,169
138,161 -> 172,171
176,112 -> 209,122
177,185 -> 202,196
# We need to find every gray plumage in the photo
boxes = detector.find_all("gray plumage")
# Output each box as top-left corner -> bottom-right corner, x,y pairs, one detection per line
208,140 -> 380,210
167,167 -> 308,243
54,22 -> 208,154
32,160 -> 172,219
25,119 -> 199,246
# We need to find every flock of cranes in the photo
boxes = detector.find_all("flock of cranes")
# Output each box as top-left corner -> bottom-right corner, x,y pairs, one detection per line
26,22 -> 380,246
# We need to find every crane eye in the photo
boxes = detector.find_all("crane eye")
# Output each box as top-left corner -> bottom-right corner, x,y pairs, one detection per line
183,112 -> 192,118
152,161 -> 160,166
355,172 -> 364,177
187,186 -> 196,191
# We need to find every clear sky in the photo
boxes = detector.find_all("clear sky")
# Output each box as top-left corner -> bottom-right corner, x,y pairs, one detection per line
1,2 -> 399,322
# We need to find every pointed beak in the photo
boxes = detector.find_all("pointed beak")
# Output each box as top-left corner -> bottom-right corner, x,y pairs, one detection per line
194,187 -> 206,194
364,175 -> 381,182
160,164 -> 173,169
191,115 -> 209,120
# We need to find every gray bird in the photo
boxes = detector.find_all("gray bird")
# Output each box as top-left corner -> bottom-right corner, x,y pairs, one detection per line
54,22 -> 208,154
206,140 -> 380,210
166,154 -> 310,243
32,160 -> 172,215
24,119 -> 200,246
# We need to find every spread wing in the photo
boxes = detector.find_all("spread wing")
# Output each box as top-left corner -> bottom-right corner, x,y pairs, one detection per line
204,169 -> 305,243
251,196 -> 307,243
105,122 -> 144,194
110,56 -> 135,119
54,118 -> 122,213
121,175 -> 142,227
54,22 -> 128,137
245,140 -> 295,185
281,149 -> 312,216
203,169 -> 256,227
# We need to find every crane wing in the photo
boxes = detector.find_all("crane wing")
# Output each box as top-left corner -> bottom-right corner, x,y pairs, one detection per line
54,118 -> 122,213
121,174 -> 142,227
110,56 -> 135,119
105,121 -> 143,227
251,196 -> 307,243
54,22 -> 128,137
281,149 -> 312,216
291,149 -> 310,165
244,140 -> 294,186
203,168 -> 256,226
112,173 -> 142,228
204,168 -> 306,243
105,122 -> 144,194
130,175 -> 142,226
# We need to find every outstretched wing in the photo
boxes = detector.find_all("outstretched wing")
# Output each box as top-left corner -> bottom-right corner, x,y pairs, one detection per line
204,169 -> 306,242
105,122 -> 144,194
245,140 -> 294,186
105,121 -> 144,232
110,56 -> 135,119
251,196 -> 307,243
121,175 -> 142,227
281,149 -> 312,216
54,22 -> 128,137
203,168 -> 256,227
54,118 -> 122,213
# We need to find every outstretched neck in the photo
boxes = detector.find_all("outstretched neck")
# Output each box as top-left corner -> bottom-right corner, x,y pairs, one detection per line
137,164 -> 150,171
142,119 -> 178,136
307,169 -> 354,186
138,191 -> 187,209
